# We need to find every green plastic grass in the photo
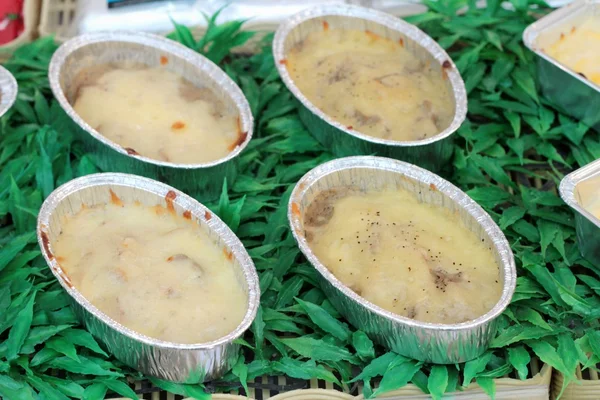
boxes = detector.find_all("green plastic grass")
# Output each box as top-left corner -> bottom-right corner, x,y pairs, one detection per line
0,1 -> 599,399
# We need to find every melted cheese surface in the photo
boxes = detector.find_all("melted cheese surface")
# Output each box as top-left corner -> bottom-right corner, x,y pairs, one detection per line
546,18 -> 600,85
53,200 -> 247,344
287,29 -> 454,142
304,188 -> 502,324
73,65 -> 240,164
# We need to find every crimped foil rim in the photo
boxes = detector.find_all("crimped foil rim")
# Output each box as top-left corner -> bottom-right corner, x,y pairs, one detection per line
37,173 -> 260,350
272,4 -> 468,147
288,156 -> 516,331
48,31 -> 254,169
0,65 -> 18,119
559,159 -> 600,229
523,0 -> 600,93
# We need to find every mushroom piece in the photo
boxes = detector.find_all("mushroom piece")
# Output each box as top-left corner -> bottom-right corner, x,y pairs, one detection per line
304,188 -> 357,228
304,191 -> 337,227
373,73 -> 401,87
304,230 -> 315,243
353,109 -> 381,127
328,64 -> 352,83
166,253 -> 204,279
429,267 -> 463,291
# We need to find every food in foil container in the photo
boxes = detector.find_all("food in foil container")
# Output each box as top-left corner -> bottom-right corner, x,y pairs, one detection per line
71,62 -> 243,164
274,5 -> 467,172
523,1 -> 600,132
286,27 -> 454,141
289,156 -> 516,363
38,173 -> 260,382
49,32 -> 253,200
303,187 -> 502,324
545,16 -> 600,86
559,158 -> 600,265
52,196 -> 247,344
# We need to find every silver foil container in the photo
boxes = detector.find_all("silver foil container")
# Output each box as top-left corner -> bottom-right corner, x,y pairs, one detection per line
37,173 -> 260,383
273,5 -> 467,172
559,159 -> 600,265
523,0 -> 600,131
288,156 -> 516,363
0,65 -> 18,119
48,32 -> 254,201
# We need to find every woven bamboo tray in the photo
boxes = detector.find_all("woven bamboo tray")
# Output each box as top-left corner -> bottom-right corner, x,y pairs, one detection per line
551,364 -> 600,400
102,359 -> 551,399
0,0 -> 41,61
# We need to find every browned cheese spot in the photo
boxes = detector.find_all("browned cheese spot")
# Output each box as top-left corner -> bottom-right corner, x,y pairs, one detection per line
165,190 -> 177,214
41,230 -> 54,260
365,30 -> 380,41
291,202 -> 301,217
229,131 -> 248,152
441,61 -> 451,81
223,248 -> 233,261
109,189 -> 124,207
171,121 -> 186,131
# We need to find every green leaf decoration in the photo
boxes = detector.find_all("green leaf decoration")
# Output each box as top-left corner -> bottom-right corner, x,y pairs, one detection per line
372,360 -> 420,398
279,337 -> 356,363
296,298 -> 351,342
6,291 -> 36,360
427,365 -> 449,400
351,331 -> 375,361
